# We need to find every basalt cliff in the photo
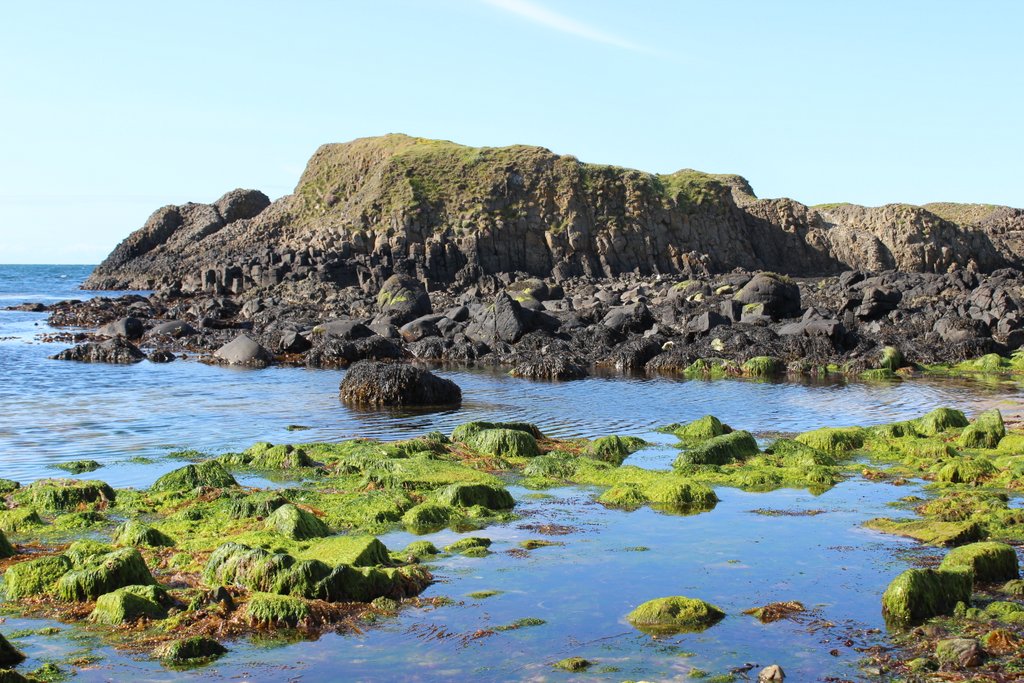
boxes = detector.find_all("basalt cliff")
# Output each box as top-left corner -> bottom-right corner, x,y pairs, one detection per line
85,134 -> 1024,294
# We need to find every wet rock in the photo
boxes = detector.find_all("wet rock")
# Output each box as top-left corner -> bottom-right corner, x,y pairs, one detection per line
6,302 -> 47,312
213,334 -> 273,367
305,334 -> 403,368
158,636 -> 227,664
758,665 -> 785,682
277,329 -> 312,354
148,349 -> 176,363
148,320 -> 196,338
881,568 -> 972,626
0,633 -> 25,667
51,338 -> 145,364
98,316 -> 143,339
509,353 -> 588,381
934,637 -> 984,668
626,595 -> 725,634
339,361 -> 461,406
377,274 -> 431,325
602,302 -> 654,334
735,273 -> 801,319
675,431 -> 758,467
939,541 -> 1020,583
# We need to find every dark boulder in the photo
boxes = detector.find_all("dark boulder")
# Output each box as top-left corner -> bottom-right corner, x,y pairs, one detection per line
734,273 -> 801,319
148,320 -> 196,338
400,315 -> 443,342
602,303 -> 654,334
213,188 -> 271,224
52,338 -> 145,364
339,361 -> 461,406
305,335 -> 403,368
465,292 -> 528,344
99,317 -> 144,339
376,275 -> 432,325
213,335 -> 273,367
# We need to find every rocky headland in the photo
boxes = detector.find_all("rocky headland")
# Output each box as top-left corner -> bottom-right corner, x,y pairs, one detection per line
23,134 -> 1024,378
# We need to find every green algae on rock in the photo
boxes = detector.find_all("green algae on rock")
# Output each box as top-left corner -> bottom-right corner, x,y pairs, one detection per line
583,435 -> 646,465
224,442 -> 315,470
626,596 -> 725,634
444,537 -> 491,555
52,459 -> 103,474
864,518 -> 985,547
246,592 -> 311,627
881,568 -> 973,627
450,421 -> 544,443
658,415 -> 730,441
401,502 -> 460,533
56,548 -> 156,601
466,428 -> 540,458
298,535 -> 391,567
0,531 -> 14,559
553,657 -> 592,672
3,555 -> 73,599
151,460 -> 238,492
265,504 -> 330,540
958,409 -> 1006,449
674,430 -> 758,467
794,427 -> 865,456
158,636 -> 227,664
16,479 -> 115,512
939,541 -> 1020,583
89,587 -> 167,625
113,519 -> 175,547
434,483 -> 514,510
0,509 -> 44,534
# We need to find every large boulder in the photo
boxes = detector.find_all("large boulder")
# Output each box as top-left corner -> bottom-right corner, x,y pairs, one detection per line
734,273 -> 801,319
377,275 -> 431,325
939,541 -> 1020,583
51,338 -> 145,364
98,317 -> 144,339
213,334 -> 273,367
465,292 -> 529,344
881,568 -> 973,626
339,361 -> 461,406
626,596 -> 725,634
213,188 -> 270,223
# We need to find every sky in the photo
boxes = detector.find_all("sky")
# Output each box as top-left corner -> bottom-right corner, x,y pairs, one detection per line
1,0 -> 1022,263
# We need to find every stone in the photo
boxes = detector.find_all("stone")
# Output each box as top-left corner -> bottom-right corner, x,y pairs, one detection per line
626,596 -> 725,634
377,274 -> 431,325
734,273 -> 801,318
758,665 -> 785,682
934,637 -> 983,668
881,568 -> 973,626
213,334 -> 273,367
148,320 -> 196,338
98,317 -> 143,339
339,361 -> 461,406
939,541 -> 1019,583
51,338 -> 145,364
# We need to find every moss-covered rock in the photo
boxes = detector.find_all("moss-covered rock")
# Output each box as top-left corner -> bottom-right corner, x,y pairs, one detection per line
204,543 -> 287,593
3,555 -> 72,598
659,415 -> 729,441
89,587 -> 167,624
0,509 -> 42,535
151,460 -> 238,492
0,531 -> 14,559
246,592 -> 310,627
224,491 -> 288,519
742,356 -> 783,377
626,596 -> 725,634
264,504 -> 330,540
583,435 -> 646,465
223,443 -> 315,470
396,541 -> 438,560
881,568 -> 973,627
55,548 -> 155,601
451,421 -> 544,443
401,503 -> 458,532
0,480 -> 19,495
434,483 -> 514,510
0,633 -> 25,668
467,428 -> 540,458
934,637 -> 984,668
794,427 -> 865,456
298,536 -> 391,567
959,409 -> 1005,449
935,457 -> 997,484
553,657 -> 591,672
864,518 -> 984,547
444,537 -> 491,555
763,439 -> 835,467
53,459 -> 103,474
912,408 -> 969,436
158,636 -> 227,664
674,431 -> 758,467
1001,579 -> 1024,596
113,520 -> 175,547
939,541 -> 1020,583
52,510 -> 106,530
17,479 -> 115,512
64,540 -> 114,566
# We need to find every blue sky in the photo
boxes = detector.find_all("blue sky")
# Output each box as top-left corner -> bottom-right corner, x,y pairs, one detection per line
2,0 -> 1022,263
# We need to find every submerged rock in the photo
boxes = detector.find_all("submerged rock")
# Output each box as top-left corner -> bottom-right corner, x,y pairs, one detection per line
626,595 -> 725,634
339,361 -> 461,406
159,636 -> 227,664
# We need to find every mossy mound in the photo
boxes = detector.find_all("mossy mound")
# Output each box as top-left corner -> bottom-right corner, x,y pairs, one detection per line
659,415 -> 729,441
0,509 -> 43,534
451,421 -> 544,443
298,536 -> 391,567
959,410 -> 1006,449
53,459 -> 103,474
246,592 -> 311,627
53,510 -> 106,530
865,518 -> 984,547
434,483 -> 514,510
935,457 -> 997,484
396,541 -> 438,561
583,435 -> 646,465
3,555 -> 72,599
673,431 -> 758,467
467,428 -> 540,458
151,460 -> 238,492
264,504 -> 330,540
55,548 -> 155,601
794,427 -> 865,456
762,439 -> 836,467
444,537 -> 491,555
401,503 -> 458,533
1002,579 -> 1024,596
113,520 -> 175,547
0,633 -> 25,668
223,443 -> 315,470
742,356 -> 783,377
553,657 -> 591,672
224,491 -> 288,519
881,568 -> 973,627
626,596 -> 725,634
879,346 -> 905,372
522,452 -> 578,479
0,480 -> 19,495
939,542 -> 1020,583
64,540 -> 114,566
17,479 -> 115,512
89,586 -> 167,624
159,636 -> 227,664
0,531 -> 14,559
913,408 -> 969,436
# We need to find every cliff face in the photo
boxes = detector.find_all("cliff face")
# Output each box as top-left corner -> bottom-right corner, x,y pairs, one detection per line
84,134 -> 1024,293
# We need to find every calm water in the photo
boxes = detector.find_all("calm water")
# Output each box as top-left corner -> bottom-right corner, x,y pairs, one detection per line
1,264 -> 1021,682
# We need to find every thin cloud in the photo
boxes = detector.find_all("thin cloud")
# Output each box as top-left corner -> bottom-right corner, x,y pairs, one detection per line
482,0 -> 653,54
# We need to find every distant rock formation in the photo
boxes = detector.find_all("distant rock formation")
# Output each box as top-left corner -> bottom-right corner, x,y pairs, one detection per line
84,134 -> 1024,293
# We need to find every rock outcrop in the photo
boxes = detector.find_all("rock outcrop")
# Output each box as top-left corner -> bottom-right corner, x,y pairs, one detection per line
84,135 -> 1024,295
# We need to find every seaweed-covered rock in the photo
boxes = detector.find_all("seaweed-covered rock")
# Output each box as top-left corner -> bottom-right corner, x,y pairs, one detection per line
159,636 -> 227,664
451,421 -> 544,442
626,596 -> 725,634
113,520 -> 175,548
339,361 -> 461,406
553,657 -> 591,672
19,479 -> 115,512
794,427 -> 865,455
55,548 -> 155,601
204,543 -> 286,593
229,443 -> 314,469
958,409 -> 1005,449
912,408 -> 969,436
264,504 -> 330,540
881,568 -> 973,627
584,435 -> 646,465
444,537 -> 492,556
865,518 -> 984,547
298,536 -> 391,567
246,592 -> 310,627
935,457 -> 997,484
225,491 -> 288,519
0,509 -> 43,534
64,540 -> 114,566
89,587 -> 167,624
939,541 -> 1020,583
51,337 -> 145,364
401,503 -> 457,532
151,460 -> 238,492
53,459 -> 102,474
3,555 -> 72,598
467,428 -> 540,458
674,430 -> 758,467
934,637 -> 984,668
435,483 -> 515,510
660,415 -> 730,441
0,531 -> 14,559
0,634 -> 25,668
